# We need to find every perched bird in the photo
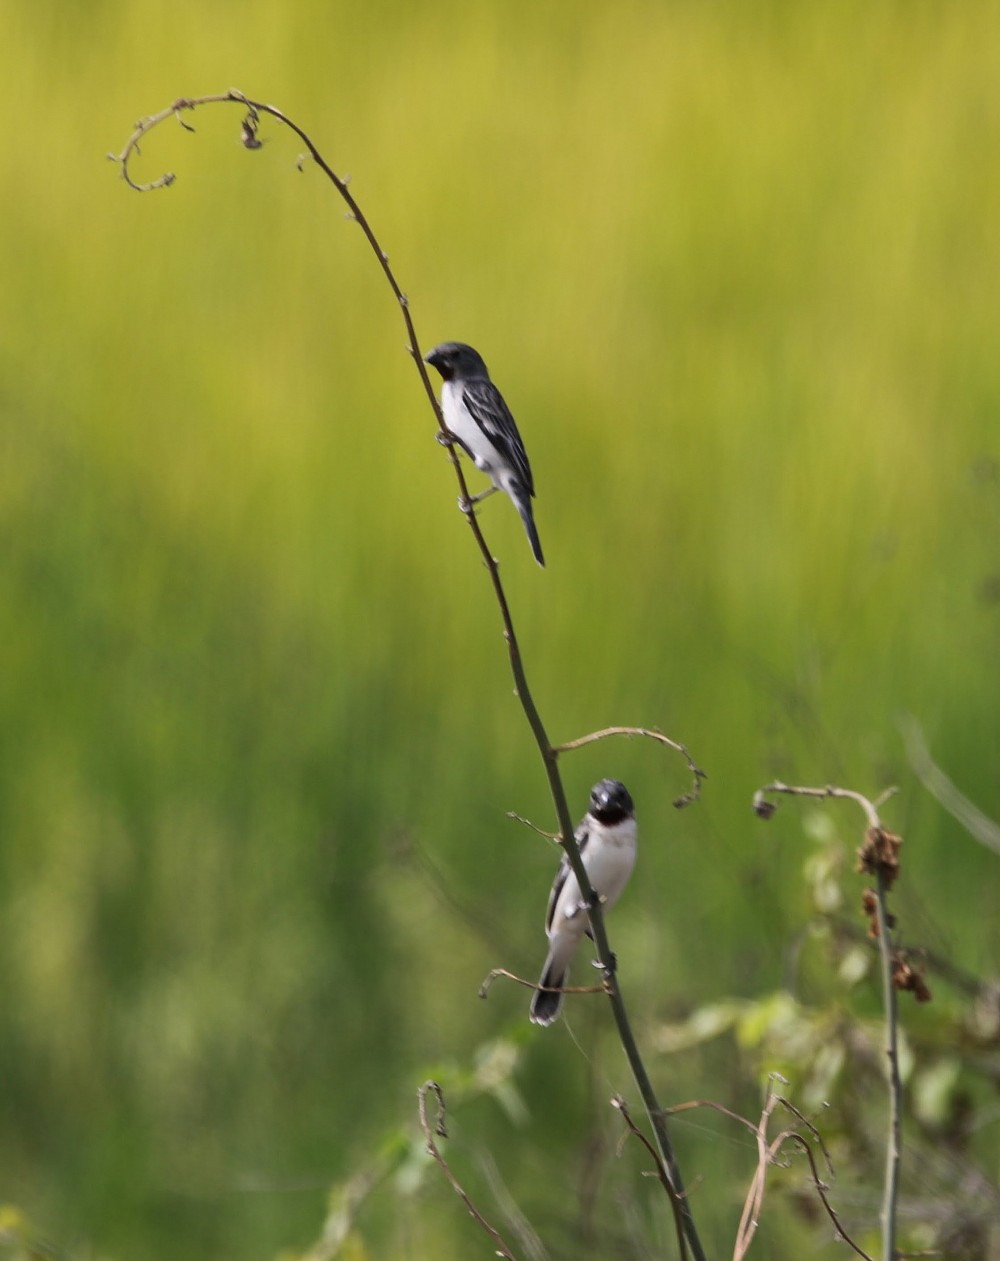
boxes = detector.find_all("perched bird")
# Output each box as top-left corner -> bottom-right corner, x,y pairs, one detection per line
529,779 -> 637,1027
424,341 -> 544,566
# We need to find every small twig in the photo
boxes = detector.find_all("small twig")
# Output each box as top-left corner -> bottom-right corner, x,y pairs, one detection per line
753,780 -> 903,1261
668,1092 -> 874,1261
873,786 -> 900,812
773,1132 -> 875,1261
735,1087 -> 852,1261
734,1086 -> 782,1261
553,726 -> 706,808
417,1082 -> 519,1261
479,967 -> 605,1000
109,90 -> 447,434
665,1096 -> 763,1137
770,1095 -> 834,1176
505,812 -> 560,841
752,780 -> 891,829
612,1095 -> 689,1261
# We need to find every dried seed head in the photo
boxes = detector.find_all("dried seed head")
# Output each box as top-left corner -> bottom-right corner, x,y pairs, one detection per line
861,886 -> 896,938
892,953 -> 932,1003
856,826 -> 903,887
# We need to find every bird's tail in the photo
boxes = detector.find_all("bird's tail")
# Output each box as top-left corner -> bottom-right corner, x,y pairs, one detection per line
529,958 -> 567,1026
512,488 -> 545,567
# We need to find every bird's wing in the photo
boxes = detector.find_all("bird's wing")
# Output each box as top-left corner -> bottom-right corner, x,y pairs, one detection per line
461,378 -> 535,496
544,816 -> 590,934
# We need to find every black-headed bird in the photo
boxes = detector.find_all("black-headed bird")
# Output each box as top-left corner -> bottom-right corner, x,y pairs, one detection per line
425,341 -> 544,566
529,779 -> 637,1026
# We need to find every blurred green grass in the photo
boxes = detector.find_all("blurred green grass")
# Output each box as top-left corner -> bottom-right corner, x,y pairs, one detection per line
1,1 -> 999,1257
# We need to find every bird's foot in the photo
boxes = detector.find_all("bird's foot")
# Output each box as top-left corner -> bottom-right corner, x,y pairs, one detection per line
592,952 -> 618,976
458,485 -> 499,514
436,429 -> 456,447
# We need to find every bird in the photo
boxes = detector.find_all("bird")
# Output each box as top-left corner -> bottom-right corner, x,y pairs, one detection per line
424,341 -> 544,566
529,779 -> 637,1027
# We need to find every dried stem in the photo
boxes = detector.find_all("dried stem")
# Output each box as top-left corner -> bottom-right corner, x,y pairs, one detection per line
478,967 -> 605,1000
505,812 -> 560,841
768,1132 -> 874,1261
612,1095 -> 689,1261
752,780 -> 891,830
734,1088 -> 782,1261
874,867 -> 902,1261
753,780 -> 903,1261
553,726 -> 707,808
112,92 -> 706,1261
110,91 -> 448,440
417,1082 -> 519,1261
668,1092 -> 874,1261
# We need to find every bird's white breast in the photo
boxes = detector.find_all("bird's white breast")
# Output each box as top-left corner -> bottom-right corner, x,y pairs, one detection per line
584,817 -> 637,904
442,381 -> 502,479
551,817 -> 637,939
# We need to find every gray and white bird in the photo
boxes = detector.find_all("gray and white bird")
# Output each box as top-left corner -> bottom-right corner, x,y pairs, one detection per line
529,779 -> 637,1027
424,341 -> 544,566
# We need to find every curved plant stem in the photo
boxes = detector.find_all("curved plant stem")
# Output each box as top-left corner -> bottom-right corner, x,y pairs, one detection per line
113,91 -> 707,1261
753,780 -> 903,1261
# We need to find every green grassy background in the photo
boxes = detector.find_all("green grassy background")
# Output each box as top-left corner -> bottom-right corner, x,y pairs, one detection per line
2,1 -> 998,1257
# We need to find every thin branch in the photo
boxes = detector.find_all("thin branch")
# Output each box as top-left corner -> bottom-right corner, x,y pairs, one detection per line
479,967 -> 605,1000
552,726 -> 707,808
505,812 -> 560,841
110,90 -> 449,441
735,1088 -> 851,1261
612,1095 -> 689,1261
668,1093 -> 874,1261
734,1087 -> 782,1261
112,93 -> 707,1261
666,1096 -> 765,1137
417,1082 -> 520,1261
771,1132 -> 875,1261
770,1095 -> 835,1177
752,780 -> 890,830
753,780 -> 903,1261
874,865 -> 902,1261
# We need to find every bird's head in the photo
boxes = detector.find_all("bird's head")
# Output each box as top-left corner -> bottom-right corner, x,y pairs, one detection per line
589,779 -> 635,825
424,341 -> 488,382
